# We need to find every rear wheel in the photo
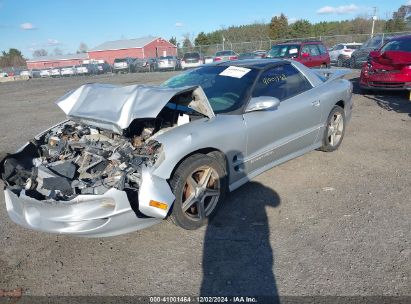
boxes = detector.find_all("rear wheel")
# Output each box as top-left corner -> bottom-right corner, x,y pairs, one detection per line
170,154 -> 226,230
337,56 -> 344,67
349,57 -> 356,69
320,63 -> 328,69
320,105 -> 345,152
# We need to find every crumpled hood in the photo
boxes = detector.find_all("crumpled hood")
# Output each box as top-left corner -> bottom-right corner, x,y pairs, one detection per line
56,83 -> 215,134
369,51 -> 411,70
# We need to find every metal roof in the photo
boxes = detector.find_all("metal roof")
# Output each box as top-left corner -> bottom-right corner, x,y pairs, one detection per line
27,53 -> 88,62
89,36 -> 158,52
216,58 -> 285,69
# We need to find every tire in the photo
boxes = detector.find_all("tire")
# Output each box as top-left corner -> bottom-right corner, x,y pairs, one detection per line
349,57 -> 356,69
337,57 -> 343,67
320,63 -> 328,69
169,154 -> 227,230
320,105 -> 345,152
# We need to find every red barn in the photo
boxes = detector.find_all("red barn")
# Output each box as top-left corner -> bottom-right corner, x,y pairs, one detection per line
88,36 -> 177,64
26,53 -> 88,69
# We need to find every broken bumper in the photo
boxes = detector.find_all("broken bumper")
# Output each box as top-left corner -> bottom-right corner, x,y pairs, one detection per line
4,188 -> 160,237
360,68 -> 411,91
3,168 -> 175,237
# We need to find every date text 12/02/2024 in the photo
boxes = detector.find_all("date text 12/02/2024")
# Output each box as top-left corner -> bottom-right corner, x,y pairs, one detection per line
149,296 -> 258,303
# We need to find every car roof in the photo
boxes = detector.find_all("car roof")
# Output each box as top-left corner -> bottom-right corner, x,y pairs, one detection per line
276,40 -> 323,45
388,34 -> 411,41
215,58 -> 286,69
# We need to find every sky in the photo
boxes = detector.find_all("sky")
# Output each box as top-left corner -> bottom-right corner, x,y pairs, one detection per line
0,0 -> 409,58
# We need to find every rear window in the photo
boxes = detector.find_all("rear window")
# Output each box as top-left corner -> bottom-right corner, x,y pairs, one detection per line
114,58 -> 126,63
346,45 -> 361,50
381,38 -> 411,52
183,52 -> 200,59
267,45 -> 301,58
160,56 -> 174,59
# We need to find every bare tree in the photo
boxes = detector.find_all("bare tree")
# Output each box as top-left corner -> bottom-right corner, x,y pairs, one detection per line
77,42 -> 88,53
33,49 -> 48,57
53,47 -> 63,55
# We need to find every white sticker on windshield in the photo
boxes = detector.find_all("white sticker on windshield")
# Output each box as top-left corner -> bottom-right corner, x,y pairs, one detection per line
289,48 -> 298,54
219,66 -> 251,78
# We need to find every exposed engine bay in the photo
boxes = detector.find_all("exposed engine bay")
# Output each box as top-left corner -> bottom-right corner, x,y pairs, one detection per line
1,103 -> 201,202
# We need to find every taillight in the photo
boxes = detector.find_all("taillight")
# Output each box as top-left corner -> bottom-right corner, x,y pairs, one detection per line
229,56 -> 238,60
214,57 -> 222,61
403,65 -> 411,75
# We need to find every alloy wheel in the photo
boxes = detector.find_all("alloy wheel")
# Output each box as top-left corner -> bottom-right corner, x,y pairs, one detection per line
327,112 -> 344,147
181,166 -> 220,221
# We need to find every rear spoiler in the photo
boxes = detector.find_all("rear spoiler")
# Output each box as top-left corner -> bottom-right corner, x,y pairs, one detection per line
312,68 -> 352,82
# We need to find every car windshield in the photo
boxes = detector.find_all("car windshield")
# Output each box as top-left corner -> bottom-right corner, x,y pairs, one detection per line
215,51 -> 235,56
161,65 -> 258,114
381,39 -> 411,52
160,56 -> 174,59
267,45 -> 301,58
114,58 -> 126,63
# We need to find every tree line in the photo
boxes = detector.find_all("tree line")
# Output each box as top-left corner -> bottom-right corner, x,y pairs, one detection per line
179,14 -> 407,47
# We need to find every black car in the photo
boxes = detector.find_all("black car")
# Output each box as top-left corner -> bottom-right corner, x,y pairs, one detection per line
350,35 -> 392,68
97,62 -> 112,74
134,58 -> 156,72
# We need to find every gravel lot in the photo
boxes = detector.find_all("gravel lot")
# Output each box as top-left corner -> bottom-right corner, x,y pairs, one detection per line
0,71 -> 410,299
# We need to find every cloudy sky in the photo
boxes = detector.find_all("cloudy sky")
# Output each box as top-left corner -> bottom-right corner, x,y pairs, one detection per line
0,0 -> 407,58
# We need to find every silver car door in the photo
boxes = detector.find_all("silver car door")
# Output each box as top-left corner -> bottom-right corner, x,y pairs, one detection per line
242,64 -> 322,174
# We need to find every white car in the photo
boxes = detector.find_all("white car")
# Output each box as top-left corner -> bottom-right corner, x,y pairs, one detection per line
75,65 -> 89,75
50,68 -> 61,77
60,66 -> 76,76
40,69 -> 51,77
204,56 -> 214,64
20,70 -> 41,78
329,43 -> 362,67
20,70 -> 32,77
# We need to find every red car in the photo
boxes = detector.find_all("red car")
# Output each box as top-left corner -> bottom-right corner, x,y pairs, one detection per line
360,35 -> 411,91
266,40 -> 330,68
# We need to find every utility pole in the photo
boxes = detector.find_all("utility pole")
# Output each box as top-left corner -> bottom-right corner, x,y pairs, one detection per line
222,35 -> 225,51
371,7 -> 377,37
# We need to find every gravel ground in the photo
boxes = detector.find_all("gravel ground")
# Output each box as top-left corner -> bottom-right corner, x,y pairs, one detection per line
0,71 -> 409,299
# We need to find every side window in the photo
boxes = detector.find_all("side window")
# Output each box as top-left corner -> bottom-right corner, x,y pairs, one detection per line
301,45 -> 310,55
252,64 -> 312,101
308,44 -> 320,56
318,44 -> 327,54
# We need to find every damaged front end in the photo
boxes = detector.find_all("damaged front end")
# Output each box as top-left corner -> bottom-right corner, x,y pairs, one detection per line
0,84 -> 214,237
360,50 -> 411,90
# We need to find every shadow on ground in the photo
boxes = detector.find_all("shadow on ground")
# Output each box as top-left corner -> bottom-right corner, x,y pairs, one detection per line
350,77 -> 411,117
201,181 -> 281,302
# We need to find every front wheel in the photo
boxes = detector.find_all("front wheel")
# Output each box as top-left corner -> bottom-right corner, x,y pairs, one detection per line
320,105 -> 345,152
169,154 -> 226,230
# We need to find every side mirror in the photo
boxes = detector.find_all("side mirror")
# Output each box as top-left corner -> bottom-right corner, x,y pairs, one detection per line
245,96 -> 280,113
302,52 -> 310,57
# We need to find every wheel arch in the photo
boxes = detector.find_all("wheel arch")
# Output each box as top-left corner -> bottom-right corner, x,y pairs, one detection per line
335,100 -> 345,109
168,148 -> 228,183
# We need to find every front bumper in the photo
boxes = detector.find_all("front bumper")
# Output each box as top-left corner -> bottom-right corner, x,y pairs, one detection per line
3,167 -> 175,237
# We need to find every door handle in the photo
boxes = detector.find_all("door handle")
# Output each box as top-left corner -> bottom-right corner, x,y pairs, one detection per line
311,100 -> 320,107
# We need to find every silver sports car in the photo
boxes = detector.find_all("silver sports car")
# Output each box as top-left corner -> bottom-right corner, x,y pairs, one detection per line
0,59 -> 353,237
